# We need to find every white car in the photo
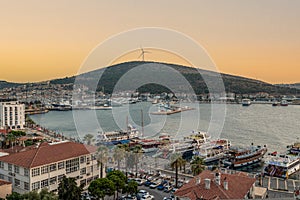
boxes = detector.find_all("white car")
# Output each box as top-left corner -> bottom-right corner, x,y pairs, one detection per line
141,194 -> 154,200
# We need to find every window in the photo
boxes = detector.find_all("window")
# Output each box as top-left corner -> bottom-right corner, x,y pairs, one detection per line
14,166 -> 19,174
66,158 -> 79,174
58,162 -> 64,169
8,177 -> 12,182
8,164 -> 12,172
80,167 -> 86,175
32,168 -> 40,177
50,177 -> 57,185
0,161 -> 4,169
80,156 -> 86,164
32,181 -> 40,190
58,174 -> 64,182
24,182 -> 29,190
24,168 -> 29,177
41,166 -> 49,174
41,179 -> 49,188
15,179 -> 20,187
49,164 -> 57,172
0,174 -> 4,179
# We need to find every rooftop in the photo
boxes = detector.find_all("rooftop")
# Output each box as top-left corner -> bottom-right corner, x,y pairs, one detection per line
0,142 -> 97,168
0,179 -> 11,186
174,170 -> 256,200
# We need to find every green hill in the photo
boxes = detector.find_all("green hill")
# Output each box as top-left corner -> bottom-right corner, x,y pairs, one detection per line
1,61 -> 299,95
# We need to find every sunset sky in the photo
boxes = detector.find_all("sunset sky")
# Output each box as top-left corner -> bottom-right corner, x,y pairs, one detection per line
0,0 -> 299,84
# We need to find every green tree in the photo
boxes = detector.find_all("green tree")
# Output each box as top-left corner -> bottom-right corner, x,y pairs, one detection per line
191,156 -> 205,176
96,145 -> 109,178
6,192 -> 23,200
58,176 -> 82,200
83,134 -> 94,145
170,153 -> 185,188
107,170 -> 126,199
5,133 -> 16,148
88,178 -> 115,200
124,180 -> 138,195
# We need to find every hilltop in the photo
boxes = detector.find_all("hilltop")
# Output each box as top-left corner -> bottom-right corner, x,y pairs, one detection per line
1,61 -> 299,95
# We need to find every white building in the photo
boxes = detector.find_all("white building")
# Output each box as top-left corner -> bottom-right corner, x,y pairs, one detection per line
0,100 -> 25,129
0,141 -> 101,194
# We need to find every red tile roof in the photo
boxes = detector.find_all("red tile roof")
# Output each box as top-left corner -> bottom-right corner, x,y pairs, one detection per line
174,170 -> 256,200
0,142 -> 97,168
0,179 -> 11,186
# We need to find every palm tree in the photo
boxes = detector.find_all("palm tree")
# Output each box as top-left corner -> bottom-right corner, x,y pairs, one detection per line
131,145 -> 143,177
118,144 -> 130,177
170,153 -> 185,188
5,133 -> 16,148
83,134 -> 94,145
96,145 -> 109,178
113,146 -> 125,170
191,156 -> 205,176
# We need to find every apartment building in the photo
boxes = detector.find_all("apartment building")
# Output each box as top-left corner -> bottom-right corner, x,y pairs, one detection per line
0,100 -> 25,130
0,141 -> 100,194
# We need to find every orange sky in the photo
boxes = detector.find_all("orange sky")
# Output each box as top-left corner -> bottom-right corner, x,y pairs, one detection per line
0,0 -> 299,84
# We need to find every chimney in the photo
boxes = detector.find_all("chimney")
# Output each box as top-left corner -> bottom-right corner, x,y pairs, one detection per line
224,181 -> 228,190
204,178 -> 211,189
215,172 -> 221,185
196,177 -> 201,185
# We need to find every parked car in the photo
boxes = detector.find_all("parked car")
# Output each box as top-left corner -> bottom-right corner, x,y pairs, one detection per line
140,194 -> 154,200
121,195 -> 137,200
144,180 -> 152,187
164,185 -> 173,193
149,182 -> 159,189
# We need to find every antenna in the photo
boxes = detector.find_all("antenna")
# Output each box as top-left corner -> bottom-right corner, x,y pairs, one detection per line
138,46 -> 151,61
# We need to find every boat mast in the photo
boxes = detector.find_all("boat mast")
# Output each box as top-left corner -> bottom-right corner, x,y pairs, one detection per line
141,109 -> 144,138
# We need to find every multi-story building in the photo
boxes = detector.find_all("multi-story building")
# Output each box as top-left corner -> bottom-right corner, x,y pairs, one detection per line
0,100 -> 25,129
0,141 -> 100,194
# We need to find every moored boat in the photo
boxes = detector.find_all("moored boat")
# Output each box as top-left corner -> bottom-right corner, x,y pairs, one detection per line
223,144 -> 267,168
96,125 -> 139,144
287,141 -> 300,156
241,99 -> 251,106
193,139 -> 231,163
280,100 -> 288,106
264,153 -> 300,179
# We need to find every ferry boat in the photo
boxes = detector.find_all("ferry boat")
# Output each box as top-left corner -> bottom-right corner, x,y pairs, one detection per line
223,144 -> 267,168
96,125 -> 139,143
241,99 -> 251,106
287,141 -> 300,156
193,139 -> 231,163
264,154 -> 300,178
138,139 -> 161,153
184,131 -> 211,146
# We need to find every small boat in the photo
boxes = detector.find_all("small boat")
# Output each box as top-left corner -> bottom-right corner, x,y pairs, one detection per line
241,99 -> 251,106
280,100 -> 288,106
272,101 -> 280,106
264,154 -> 300,178
287,141 -> 300,156
223,144 -> 267,168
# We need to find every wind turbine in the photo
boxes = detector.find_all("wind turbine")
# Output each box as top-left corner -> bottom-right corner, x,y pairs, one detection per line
138,47 -> 151,61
